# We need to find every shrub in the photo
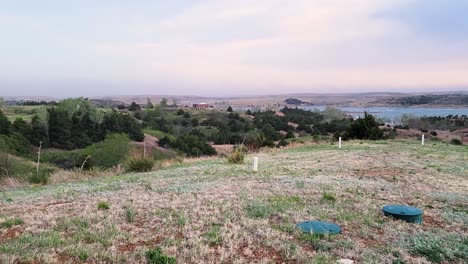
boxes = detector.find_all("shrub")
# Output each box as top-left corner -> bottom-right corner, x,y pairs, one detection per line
227,145 -> 246,164
430,131 -> 438,136
83,134 -> 132,169
169,133 -> 217,157
126,157 -> 154,172
97,201 -> 110,210
277,138 -> 289,147
145,247 -> 176,264
124,205 -> 137,223
346,112 -> 384,140
28,168 -> 53,185
450,138 -> 463,145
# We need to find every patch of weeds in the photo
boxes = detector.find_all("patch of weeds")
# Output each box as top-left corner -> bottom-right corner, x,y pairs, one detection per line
391,251 -> 406,264
124,205 -> 137,223
140,180 -> 153,191
73,224 -> 121,247
441,208 -> 468,224
279,242 -> 298,260
245,200 -> 272,218
204,224 -> 222,246
321,192 -> 336,205
274,223 -> 296,234
66,245 -> 90,261
54,217 -> 89,232
405,232 -> 468,263
295,180 -> 305,189
1,231 -> 63,255
145,247 -> 176,264
311,253 -> 335,264
300,233 -> 335,252
268,195 -> 304,213
1,217 -> 24,228
97,201 -> 110,210
175,211 -> 186,227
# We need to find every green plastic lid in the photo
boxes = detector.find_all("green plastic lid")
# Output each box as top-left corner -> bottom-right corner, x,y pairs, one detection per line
382,205 -> 423,224
296,221 -> 341,235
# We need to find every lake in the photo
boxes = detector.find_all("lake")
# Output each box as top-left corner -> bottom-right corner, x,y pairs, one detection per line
301,106 -> 468,120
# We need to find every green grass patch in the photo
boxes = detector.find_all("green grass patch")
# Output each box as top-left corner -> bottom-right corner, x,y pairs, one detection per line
405,232 -> 468,263
146,247 -> 176,264
97,201 -> 110,210
204,224 -> 223,246
1,217 -> 24,228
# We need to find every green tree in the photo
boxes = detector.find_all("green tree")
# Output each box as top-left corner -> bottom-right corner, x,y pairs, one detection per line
146,98 -> 154,109
160,98 -> 168,108
171,98 -> 177,108
346,112 -> 384,140
227,106 -> 233,112
128,102 -> 141,111
0,110 -> 11,135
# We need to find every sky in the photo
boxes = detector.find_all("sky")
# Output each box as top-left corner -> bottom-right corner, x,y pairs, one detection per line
1,0 -> 468,97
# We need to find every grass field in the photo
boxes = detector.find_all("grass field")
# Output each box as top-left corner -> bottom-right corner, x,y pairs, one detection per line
0,140 -> 467,263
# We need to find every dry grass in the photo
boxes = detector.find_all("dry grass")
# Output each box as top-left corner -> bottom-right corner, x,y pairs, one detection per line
0,140 -> 467,263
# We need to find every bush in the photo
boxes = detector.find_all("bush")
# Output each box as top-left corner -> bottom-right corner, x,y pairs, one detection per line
124,205 -> 137,223
346,112 -> 384,140
28,168 -> 53,185
83,134 -> 132,169
277,138 -> 289,147
450,138 -> 463,145
145,247 -> 176,264
227,145 -> 246,164
430,131 -> 438,136
126,157 -> 155,172
168,133 -> 217,157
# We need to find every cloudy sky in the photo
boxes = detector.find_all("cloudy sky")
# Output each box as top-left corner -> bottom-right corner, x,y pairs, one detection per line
1,0 -> 468,97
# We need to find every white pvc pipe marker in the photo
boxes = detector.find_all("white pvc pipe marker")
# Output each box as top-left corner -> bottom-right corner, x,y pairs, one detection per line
421,134 -> 425,146
339,137 -> 342,149
253,157 -> 258,172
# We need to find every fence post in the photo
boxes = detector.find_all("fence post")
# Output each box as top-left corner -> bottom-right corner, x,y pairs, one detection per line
421,134 -> 425,146
253,157 -> 258,172
339,137 -> 342,149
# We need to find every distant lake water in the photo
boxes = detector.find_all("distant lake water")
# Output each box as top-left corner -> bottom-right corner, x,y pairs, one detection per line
301,106 -> 468,120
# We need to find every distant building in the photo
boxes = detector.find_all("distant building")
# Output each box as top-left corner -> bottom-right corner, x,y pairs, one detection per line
192,102 -> 213,110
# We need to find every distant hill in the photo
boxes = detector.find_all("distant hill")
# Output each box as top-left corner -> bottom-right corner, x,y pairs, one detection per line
372,94 -> 468,106
284,98 -> 313,106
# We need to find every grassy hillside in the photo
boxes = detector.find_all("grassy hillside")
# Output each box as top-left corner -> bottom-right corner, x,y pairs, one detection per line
1,140 -> 467,263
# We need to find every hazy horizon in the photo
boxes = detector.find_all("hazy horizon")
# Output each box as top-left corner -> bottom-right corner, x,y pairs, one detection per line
2,1 -> 468,96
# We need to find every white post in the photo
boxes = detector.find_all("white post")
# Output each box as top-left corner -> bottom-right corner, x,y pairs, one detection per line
339,137 -> 342,149
421,134 -> 425,146
253,157 -> 258,172
36,141 -> 42,173
143,141 -> 147,157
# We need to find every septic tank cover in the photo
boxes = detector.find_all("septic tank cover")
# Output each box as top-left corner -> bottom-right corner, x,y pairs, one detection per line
382,204 -> 423,224
296,221 -> 341,235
